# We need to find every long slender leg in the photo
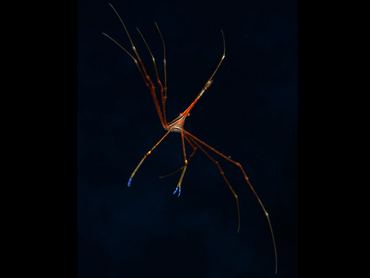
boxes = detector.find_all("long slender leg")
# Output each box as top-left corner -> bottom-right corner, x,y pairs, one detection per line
186,135 -> 240,232
103,4 -> 166,128
179,30 -> 226,117
155,22 -> 168,126
172,131 -> 188,197
159,136 -> 197,178
137,23 -> 168,126
184,130 -> 277,274
128,129 -> 172,186
135,28 -> 167,124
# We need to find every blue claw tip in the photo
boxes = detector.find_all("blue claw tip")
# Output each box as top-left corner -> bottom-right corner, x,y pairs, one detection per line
173,187 -> 181,197
127,178 -> 132,187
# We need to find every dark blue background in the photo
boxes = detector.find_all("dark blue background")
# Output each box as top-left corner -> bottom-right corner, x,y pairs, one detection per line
78,0 -> 297,277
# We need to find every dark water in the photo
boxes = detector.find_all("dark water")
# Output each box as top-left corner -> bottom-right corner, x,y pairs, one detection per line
78,1 -> 297,277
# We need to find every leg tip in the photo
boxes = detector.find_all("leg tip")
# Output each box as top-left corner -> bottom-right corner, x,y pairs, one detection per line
173,186 -> 181,197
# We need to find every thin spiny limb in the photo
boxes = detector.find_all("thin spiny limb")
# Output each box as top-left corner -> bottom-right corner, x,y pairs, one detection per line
155,22 -> 168,126
104,3 -> 165,128
209,30 -> 225,81
159,134 -> 197,178
173,131 -> 189,197
128,129 -> 172,186
102,33 -> 145,80
178,30 -> 225,117
102,31 -> 164,127
136,27 -> 166,123
184,130 -> 277,274
186,134 -> 240,232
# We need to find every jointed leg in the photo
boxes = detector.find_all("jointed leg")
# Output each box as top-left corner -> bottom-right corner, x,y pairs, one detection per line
172,131 -> 188,197
159,135 -> 197,178
186,135 -> 240,232
128,129 -> 172,186
184,130 -> 277,273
